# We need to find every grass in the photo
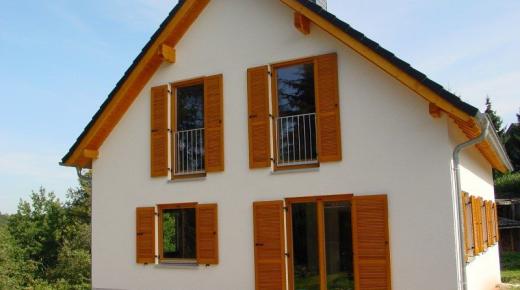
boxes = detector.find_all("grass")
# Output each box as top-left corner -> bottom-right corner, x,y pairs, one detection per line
495,172 -> 520,195
501,252 -> 520,288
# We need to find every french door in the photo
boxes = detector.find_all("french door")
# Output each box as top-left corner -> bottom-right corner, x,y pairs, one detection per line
286,195 -> 355,290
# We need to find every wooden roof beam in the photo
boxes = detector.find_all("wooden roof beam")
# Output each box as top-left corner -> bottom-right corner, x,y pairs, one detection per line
294,12 -> 310,35
158,44 -> 176,63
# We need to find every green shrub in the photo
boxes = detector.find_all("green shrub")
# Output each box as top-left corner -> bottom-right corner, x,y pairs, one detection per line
495,172 -> 520,194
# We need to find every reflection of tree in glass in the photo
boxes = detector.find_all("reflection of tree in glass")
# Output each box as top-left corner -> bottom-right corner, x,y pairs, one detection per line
162,209 -> 196,259
163,211 -> 177,255
177,84 -> 204,131
277,63 -> 316,117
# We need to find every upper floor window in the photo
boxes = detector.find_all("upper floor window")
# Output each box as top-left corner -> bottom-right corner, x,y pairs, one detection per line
247,53 -> 341,170
273,61 -> 318,167
173,81 -> 205,176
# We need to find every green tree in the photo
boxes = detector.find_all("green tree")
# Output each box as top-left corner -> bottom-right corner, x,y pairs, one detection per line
485,96 -> 505,139
505,109 -> 520,172
5,170 -> 92,289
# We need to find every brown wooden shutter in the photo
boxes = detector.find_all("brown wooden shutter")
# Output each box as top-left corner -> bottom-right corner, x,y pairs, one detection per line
315,53 -> 341,162
470,196 -> 481,254
204,75 -> 224,172
136,207 -> 156,264
196,204 -> 219,265
461,192 -> 470,260
352,195 -> 391,290
486,201 -> 493,245
247,66 -> 271,168
150,85 -> 169,177
253,201 -> 286,290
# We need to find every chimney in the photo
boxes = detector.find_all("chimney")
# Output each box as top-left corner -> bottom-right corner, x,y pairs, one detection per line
309,0 -> 327,10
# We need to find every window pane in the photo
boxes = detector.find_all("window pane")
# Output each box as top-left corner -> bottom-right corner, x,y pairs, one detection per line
276,63 -> 316,117
162,208 -> 196,259
275,63 -> 317,165
291,203 -> 320,290
324,202 -> 354,290
177,84 -> 204,131
175,84 -> 205,174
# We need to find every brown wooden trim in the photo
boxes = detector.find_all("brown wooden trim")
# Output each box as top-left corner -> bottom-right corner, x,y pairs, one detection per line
285,194 -> 353,290
294,12 -> 310,35
285,193 -> 353,204
157,202 -> 198,262
170,77 -> 205,179
270,56 -> 319,171
461,192 -> 470,261
63,0 -> 210,168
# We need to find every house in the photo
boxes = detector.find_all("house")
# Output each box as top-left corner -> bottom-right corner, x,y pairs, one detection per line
60,0 -> 514,289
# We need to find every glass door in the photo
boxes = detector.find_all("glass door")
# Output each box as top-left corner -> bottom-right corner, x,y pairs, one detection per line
287,196 -> 355,290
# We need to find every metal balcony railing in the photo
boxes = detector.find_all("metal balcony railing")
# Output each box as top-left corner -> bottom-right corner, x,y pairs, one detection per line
275,113 -> 318,167
173,128 -> 205,176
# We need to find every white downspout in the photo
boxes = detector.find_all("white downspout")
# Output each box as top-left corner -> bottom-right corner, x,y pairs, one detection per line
452,112 -> 490,290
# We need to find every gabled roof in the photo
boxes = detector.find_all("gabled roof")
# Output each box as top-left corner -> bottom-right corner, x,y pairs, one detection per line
61,0 -> 512,172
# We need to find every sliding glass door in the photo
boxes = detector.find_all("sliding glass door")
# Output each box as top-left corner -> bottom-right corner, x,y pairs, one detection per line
287,196 -> 354,290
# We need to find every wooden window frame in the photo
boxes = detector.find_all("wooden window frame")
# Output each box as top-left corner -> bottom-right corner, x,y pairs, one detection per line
170,78 -> 207,179
285,194 -> 353,290
270,56 -> 321,171
157,202 -> 198,263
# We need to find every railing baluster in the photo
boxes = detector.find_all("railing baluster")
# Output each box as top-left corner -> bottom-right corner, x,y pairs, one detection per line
275,113 -> 318,167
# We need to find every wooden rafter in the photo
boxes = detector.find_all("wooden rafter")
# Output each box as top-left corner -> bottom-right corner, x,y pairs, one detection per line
429,103 -> 442,118
158,44 -> 176,63
62,0 -> 210,168
294,12 -> 310,35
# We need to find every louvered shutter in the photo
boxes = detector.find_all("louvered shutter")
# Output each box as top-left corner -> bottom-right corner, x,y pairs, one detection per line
461,192 -> 471,259
247,66 -> 271,168
136,207 -> 156,264
486,201 -> 493,245
253,201 -> 286,290
352,195 -> 391,290
196,204 -> 219,265
471,196 -> 481,254
315,53 -> 342,162
150,85 -> 169,177
204,75 -> 224,172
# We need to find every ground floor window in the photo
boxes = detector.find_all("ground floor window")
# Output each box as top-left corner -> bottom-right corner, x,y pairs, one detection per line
287,196 -> 354,290
158,204 -> 197,262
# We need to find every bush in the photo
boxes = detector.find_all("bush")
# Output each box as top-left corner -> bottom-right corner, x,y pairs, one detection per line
495,172 -> 520,194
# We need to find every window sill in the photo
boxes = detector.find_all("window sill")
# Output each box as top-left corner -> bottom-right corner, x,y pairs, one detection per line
271,162 -> 320,174
156,260 -> 198,268
168,173 -> 207,182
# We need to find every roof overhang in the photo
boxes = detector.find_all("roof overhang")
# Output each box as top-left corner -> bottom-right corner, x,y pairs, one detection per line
61,0 -> 513,173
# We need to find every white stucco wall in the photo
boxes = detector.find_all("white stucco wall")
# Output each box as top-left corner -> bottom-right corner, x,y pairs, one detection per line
448,119 -> 501,290
88,0 -> 489,289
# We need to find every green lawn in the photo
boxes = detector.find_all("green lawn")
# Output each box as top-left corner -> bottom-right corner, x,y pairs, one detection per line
501,252 -> 520,288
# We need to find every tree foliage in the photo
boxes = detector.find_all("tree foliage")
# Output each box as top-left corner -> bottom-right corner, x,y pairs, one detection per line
0,171 -> 91,289
485,96 -> 505,139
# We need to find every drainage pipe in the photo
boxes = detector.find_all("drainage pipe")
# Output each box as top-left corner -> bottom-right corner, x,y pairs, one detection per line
452,112 -> 490,290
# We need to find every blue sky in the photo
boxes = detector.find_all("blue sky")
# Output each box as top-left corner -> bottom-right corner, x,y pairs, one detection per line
0,0 -> 519,213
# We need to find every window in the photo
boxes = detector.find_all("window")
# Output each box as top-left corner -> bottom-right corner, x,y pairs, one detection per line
173,81 -> 205,176
158,204 -> 197,262
273,61 -> 318,167
287,196 -> 355,290
137,203 -> 218,265
247,53 -> 341,170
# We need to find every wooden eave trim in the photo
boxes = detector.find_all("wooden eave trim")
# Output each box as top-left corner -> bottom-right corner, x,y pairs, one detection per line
62,0 -> 210,168
279,0 -> 471,122
280,0 -> 509,173
450,114 -> 508,173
